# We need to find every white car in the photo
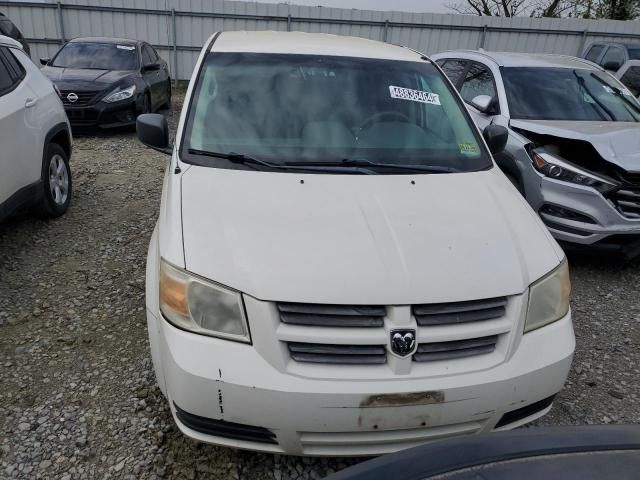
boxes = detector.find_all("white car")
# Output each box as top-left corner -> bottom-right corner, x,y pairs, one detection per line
137,31 -> 574,456
0,35 -> 72,222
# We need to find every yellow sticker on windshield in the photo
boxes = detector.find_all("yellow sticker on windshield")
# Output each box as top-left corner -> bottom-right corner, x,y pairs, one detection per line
459,142 -> 478,154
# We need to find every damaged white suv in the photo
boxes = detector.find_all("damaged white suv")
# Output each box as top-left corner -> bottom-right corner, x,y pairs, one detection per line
432,51 -> 640,259
137,32 -> 574,456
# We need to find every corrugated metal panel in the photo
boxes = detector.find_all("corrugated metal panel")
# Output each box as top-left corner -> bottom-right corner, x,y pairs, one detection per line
0,0 -> 638,79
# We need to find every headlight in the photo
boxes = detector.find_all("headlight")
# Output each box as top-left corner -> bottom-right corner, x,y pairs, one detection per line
103,85 -> 137,103
159,259 -> 250,342
531,150 -> 619,193
524,259 -> 571,333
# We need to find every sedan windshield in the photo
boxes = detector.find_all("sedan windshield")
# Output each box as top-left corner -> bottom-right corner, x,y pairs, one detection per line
52,42 -> 138,70
502,67 -> 640,122
182,53 -> 491,173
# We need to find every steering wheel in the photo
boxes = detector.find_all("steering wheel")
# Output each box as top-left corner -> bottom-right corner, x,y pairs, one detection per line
357,111 -> 410,132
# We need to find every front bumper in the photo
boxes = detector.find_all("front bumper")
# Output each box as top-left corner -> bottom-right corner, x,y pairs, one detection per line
531,173 -> 640,255
147,303 -> 574,456
64,97 -> 141,128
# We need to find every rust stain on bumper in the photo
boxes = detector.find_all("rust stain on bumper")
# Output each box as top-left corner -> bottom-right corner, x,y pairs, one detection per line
360,391 -> 445,408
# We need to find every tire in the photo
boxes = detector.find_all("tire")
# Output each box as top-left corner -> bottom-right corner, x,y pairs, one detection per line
161,80 -> 172,110
38,143 -> 72,219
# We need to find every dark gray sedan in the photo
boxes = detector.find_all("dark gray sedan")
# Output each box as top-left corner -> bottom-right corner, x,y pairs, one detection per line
41,37 -> 171,129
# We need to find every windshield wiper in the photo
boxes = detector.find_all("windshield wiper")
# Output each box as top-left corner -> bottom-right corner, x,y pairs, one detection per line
286,158 -> 462,173
187,149 -> 378,174
574,71 -> 614,120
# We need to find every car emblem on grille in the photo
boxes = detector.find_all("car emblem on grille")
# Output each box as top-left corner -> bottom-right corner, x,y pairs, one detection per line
390,329 -> 416,357
66,92 -> 79,103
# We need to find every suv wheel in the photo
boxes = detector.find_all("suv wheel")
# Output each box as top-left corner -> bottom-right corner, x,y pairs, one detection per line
38,143 -> 72,218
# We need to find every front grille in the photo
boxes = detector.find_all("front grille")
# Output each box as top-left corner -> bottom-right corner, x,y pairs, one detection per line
412,297 -> 506,326
59,90 -> 100,106
414,335 -> 498,362
288,342 -> 386,364
278,298 -> 509,367
174,403 -> 277,444
277,303 -> 385,327
609,187 -> 640,219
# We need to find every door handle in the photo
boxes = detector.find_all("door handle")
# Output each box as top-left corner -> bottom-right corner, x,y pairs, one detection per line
25,97 -> 38,108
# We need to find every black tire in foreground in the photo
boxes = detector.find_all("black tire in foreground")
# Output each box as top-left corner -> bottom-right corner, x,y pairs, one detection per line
38,143 -> 72,219
325,425 -> 640,480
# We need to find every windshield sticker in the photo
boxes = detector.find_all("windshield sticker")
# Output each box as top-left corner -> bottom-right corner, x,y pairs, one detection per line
458,142 -> 478,155
603,85 -> 615,94
117,45 -> 135,51
389,86 -> 441,105
621,88 -> 633,97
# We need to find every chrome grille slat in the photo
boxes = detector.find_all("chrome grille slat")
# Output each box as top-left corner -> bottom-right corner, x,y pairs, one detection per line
414,335 -> 498,362
277,303 -> 385,327
288,343 -> 386,364
413,297 -> 506,326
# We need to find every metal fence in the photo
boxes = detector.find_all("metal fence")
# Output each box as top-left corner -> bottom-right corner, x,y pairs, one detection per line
1,0 -> 640,82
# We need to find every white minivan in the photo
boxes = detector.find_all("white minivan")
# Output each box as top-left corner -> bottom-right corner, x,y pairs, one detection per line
137,31 -> 574,456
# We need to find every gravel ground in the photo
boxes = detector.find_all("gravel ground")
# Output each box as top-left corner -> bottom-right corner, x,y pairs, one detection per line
1,91 -> 639,479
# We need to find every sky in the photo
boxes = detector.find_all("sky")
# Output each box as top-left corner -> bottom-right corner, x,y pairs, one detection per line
255,0 -> 452,13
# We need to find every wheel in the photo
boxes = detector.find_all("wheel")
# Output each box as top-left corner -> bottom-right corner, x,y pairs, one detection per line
38,143 -> 72,218
161,80 -> 172,110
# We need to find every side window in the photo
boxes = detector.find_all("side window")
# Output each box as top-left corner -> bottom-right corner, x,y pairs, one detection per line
438,59 -> 468,88
460,62 -> 498,107
601,47 -> 624,69
142,45 -> 155,65
585,45 -> 604,62
0,46 -> 25,96
150,46 -> 160,62
620,66 -> 640,97
0,50 -> 13,95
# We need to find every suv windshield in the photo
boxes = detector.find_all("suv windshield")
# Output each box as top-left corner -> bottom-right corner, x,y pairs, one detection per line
502,67 -> 640,122
51,42 -> 138,70
182,53 -> 491,173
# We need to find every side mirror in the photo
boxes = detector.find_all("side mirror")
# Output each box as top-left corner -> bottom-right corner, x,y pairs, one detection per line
603,60 -> 622,71
40,58 -> 50,66
471,95 -> 495,114
137,113 -> 172,155
142,63 -> 161,72
483,124 -> 508,155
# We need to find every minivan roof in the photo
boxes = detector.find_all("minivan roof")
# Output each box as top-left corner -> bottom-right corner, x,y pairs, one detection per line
211,31 -> 424,62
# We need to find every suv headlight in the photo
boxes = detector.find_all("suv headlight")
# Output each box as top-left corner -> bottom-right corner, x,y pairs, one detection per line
524,259 -> 571,333
159,259 -> 250,342
103,85 -> 137,103
531,150 -> 619,193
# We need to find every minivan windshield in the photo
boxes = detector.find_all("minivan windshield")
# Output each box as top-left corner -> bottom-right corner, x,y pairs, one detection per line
502,67 -> 640,122
51,42 -> 138,71
182,53 -> 491,173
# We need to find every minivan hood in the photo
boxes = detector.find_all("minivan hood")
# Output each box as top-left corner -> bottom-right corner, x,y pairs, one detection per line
511,119 -> 640,173
180,167 -> 561,304
41,67 -> 135,91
